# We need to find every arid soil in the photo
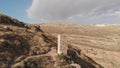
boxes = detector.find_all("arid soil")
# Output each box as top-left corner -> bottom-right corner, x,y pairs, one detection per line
0,13 -> 120,68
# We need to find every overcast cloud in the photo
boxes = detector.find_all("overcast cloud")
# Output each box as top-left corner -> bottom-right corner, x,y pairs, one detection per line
27,0 -> 120,24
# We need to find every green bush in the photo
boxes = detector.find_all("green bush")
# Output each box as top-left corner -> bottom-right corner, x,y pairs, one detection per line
57,53 -> 66,60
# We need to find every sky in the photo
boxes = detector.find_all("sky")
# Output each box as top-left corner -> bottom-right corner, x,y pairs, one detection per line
0,0 -> 38,23
0,0 -> 120,24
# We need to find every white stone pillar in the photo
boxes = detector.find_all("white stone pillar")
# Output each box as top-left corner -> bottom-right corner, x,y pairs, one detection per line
57,34 -> 61,54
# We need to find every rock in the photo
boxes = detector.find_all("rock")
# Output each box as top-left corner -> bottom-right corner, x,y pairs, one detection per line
67,46 -> 104,68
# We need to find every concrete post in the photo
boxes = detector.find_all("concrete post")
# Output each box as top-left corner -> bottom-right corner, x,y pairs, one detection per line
57,34 -> 61,54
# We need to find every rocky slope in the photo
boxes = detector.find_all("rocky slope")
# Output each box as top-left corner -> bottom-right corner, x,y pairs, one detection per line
0,14 -> 25,27
0,14 -> 58,68
0,14 -> 118,68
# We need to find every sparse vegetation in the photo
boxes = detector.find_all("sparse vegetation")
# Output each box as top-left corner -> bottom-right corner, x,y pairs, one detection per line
24,58 -> 37,68
57,53 -> 66,60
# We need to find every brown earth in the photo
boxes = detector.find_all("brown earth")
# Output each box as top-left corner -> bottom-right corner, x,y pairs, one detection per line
0,13 -> 119,68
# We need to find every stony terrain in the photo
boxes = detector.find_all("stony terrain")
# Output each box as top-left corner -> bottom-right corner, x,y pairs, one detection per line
0,13 -> 120,68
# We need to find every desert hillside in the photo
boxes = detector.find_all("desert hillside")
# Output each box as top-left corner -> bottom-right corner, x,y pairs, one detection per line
40,23 -> 120,68
0,14 -> 120,68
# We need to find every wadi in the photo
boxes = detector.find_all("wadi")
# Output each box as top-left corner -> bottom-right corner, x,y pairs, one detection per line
0,13 -> 120,68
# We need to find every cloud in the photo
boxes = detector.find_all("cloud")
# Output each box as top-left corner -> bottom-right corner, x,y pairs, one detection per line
27,0 -> 120,24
